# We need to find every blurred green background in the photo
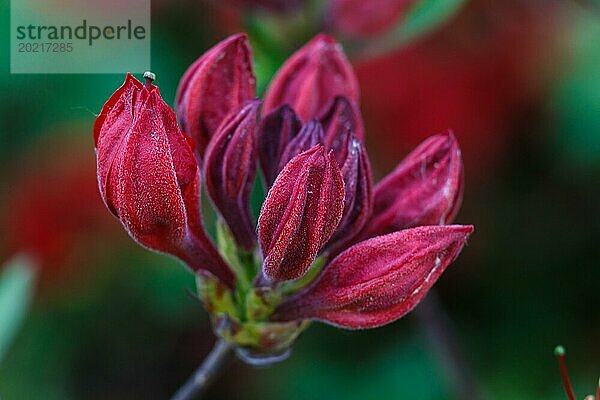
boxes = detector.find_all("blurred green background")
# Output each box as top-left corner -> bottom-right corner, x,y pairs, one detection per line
0,0 -> 598,399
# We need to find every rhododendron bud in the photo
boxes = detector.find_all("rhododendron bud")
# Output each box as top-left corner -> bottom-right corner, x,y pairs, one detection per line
95,74 -> 234,287
327,133 -> 373,251
365,131 -> 463,238
175,33 -> 256,160
257,105 -> 303,188
319,96 -> 365,151
273,225 -> 473,328
278,120 -> 324,172
263,34 -> 359,121
204,101 -> 260,250
258,145 -> 345,282
326,0 -> 414,38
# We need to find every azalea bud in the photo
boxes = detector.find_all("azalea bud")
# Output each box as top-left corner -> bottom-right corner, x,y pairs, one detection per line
175,33 -> 256,160
365,131 -> 463,238
204,101 -> 260,250
326,0 -> 414,38
319,96 -> 365,152
95,74 -> 234,287
327,133 -> 373,251
273,225 -> 473,328
263,34 -> 359,122
258,145 -> 345,282
278,120 -> 324,172
257,105 -> 303,188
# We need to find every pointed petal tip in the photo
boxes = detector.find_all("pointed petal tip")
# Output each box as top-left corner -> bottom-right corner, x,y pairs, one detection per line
313,32 -> 338,45
230,32 -> 249,41
454,224 -> 474,235
430,129 -> 458,146
310,143 -> 326,153
445,129 -> 459,146
436,130 -> 461,156
216,32 -> 251,47
441,128 -> 455,137
242,98 -> 263,113
327,148 -> 337,160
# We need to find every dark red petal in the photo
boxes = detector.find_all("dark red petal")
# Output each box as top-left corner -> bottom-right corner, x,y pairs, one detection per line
258,145 -> 345,282
204,101 -> 260,250
257,105 -> 302,188
364,131 -> 463,238
273,225 -> 473,328
175,33 -> 256,160
326,134 -> 373,252
319,96 -> 365,150
263,34 -> 359,122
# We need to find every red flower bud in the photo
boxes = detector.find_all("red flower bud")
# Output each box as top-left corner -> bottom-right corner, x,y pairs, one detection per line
319,96 -> 365,152
175,33 -> 256,160
257,105 -> 303,188
273,225 -> 473,328
263,34 -> 359,122
365,131 -> 463,238
278,120 -> 324,173
95,74 -> 234,287
327,133 -> 373,251
258,145 -> 345,282
204,101 -> 260,250
326,0 -> 414,38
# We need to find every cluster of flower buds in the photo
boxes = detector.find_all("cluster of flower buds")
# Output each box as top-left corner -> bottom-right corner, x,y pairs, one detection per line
94,33 -> 472,361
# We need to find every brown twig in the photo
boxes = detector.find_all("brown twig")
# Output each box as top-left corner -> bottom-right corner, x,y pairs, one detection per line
171,339 -> 233,400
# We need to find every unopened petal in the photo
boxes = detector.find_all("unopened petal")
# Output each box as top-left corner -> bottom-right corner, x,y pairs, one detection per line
273,225 -> 473,328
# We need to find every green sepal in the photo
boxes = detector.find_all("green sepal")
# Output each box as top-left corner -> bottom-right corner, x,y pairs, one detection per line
215,220 -> 256,293
280,255 -> 326,295
214,314 -> 310,353
196,271 -> 239,320
245,287 -> 282,321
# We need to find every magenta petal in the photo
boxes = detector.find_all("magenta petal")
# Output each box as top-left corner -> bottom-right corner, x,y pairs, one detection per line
272,225 -> 473,328
258,145 -> 345,282
204,101 -> 260,250
95,75 -> 234,287
263,34 -> 359,122
175,33 -> 256,161
364,131 -> 463,238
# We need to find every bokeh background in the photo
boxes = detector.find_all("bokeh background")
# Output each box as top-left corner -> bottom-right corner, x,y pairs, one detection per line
0,0 -> 598,399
